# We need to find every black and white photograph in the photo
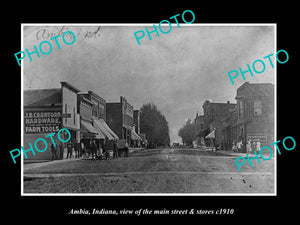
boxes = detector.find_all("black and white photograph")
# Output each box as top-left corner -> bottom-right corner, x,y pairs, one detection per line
21,24 -> 276,195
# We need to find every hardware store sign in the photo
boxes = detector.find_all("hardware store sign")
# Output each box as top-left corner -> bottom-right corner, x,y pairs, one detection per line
24,111 -> 61,133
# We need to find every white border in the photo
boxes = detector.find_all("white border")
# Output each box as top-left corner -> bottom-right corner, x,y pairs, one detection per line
21,25 -> 24,195
21,23 -> 277,196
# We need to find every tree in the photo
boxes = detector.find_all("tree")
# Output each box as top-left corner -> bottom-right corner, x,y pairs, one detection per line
140,103 -> 170,148
178,119 -> 197,146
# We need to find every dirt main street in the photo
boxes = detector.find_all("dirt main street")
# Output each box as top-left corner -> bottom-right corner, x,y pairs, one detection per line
23,148 -> 275,194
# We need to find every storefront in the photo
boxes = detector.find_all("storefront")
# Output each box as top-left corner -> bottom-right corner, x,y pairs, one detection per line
24,108 -> 62,160
93,117 -> 119,150
93,118 -> 115,140
205,129 -> 216,148
23,82 -> 81,160
80,119 -> 103,153
131,128 -> 142,147
235,82 -> 275,152
106,96 -> 133,145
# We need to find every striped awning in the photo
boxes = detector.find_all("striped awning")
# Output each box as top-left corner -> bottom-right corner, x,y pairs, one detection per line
131,129 -> 142,141
100,119 -> 119,140
93,118 -> 119,140
81,120 -> 104,139
205,129 -> 215,139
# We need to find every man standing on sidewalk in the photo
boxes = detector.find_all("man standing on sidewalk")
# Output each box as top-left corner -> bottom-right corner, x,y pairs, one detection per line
124,141 -> 129,157
74,140 -> 80,159
59,142 -> 64,159
51,141 -> 57,160
66,140 -> 73,159
113,140 -> 118,159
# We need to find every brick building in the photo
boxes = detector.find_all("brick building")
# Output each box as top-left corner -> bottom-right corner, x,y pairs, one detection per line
78,91 -> 106,121
221,105 -> 238,151
78,91 -> 118,142
78,91 -> 119,152
202,100 -> 236,148
234,82 -> 274,152
106,96 -> 133,145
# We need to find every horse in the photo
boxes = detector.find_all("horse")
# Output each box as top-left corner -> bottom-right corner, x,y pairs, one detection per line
117,147 -> 129,157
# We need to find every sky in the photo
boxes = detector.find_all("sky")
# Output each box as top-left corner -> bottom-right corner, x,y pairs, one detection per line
23,24 -> 275,143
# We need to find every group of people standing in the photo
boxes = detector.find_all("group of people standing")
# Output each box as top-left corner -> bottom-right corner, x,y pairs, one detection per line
50,141 -> 64,160
221,138 -> 262,154
231,139 -> 261,154
246,139 -> 261,155
50,140 -> 80,160
50,139 -> 130,160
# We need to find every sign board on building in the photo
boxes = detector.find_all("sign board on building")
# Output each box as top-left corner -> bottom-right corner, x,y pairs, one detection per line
62,113 -> 72,118
247,134 -> 267,144
24,110 -> 61,133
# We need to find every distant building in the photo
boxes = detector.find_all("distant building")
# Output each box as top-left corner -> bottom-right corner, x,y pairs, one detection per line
132,109 -> 142,147
221,105 -> 238,151
106,96 -> 133,145
202,100 -> 236,148
234,82 -> 274,152
194,113 -> 205,146
133,110 -> 140,134
194,113 -> 205,131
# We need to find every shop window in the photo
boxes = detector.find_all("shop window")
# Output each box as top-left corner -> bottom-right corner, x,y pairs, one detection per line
254,100 -> 262,116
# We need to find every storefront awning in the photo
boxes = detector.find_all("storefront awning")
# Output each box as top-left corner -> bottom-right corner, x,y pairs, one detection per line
93,118 -> 119,140
81,120 -> 104,139
205,129 -> 215,139
100,118 -> 119,140
131,129 -> 142,141
197,127 -> 210,137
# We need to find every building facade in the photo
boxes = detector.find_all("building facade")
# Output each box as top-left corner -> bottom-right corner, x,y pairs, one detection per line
106,96 -> 133,145
78,91 -> 118,151
77,94 -> 101,151
24,82 -> 122,160
61,82 -> 81,142
78,91 -> 106,120
234,82 -> 274,152
202,100 -> 236,148
221,105 -> 238,151
24,82 -> 81,160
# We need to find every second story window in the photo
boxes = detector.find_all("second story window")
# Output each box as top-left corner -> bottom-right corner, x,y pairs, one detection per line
254,100 -> 262,116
